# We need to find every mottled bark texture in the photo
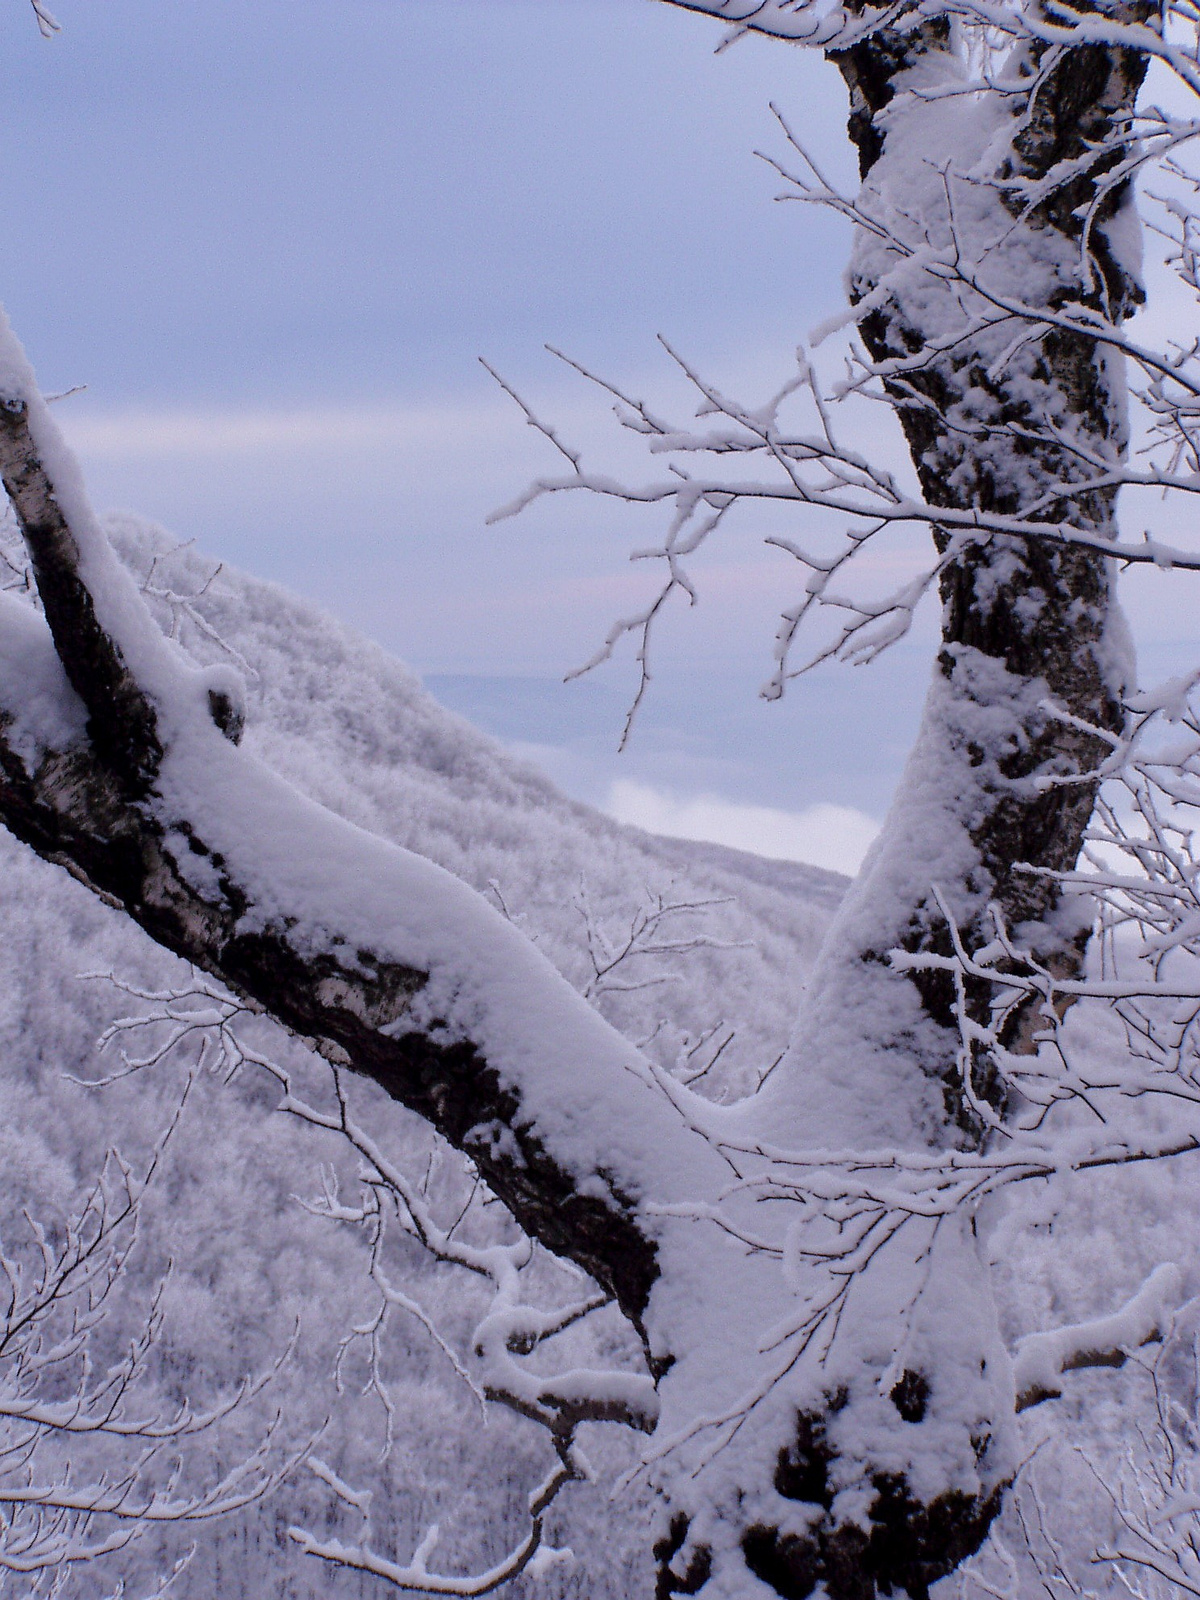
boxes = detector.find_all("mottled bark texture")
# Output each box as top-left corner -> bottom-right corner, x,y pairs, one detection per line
832,0 -> 1148,1132
665,13 -> 1152,1600
0,399 -> 661,1337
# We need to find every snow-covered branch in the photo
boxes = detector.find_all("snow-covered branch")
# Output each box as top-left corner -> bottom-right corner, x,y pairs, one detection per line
0,316 -> 745,1338
1013,1264 -> 1184,1410
83,967 -> 658,1590
288,1458 -> 575,1597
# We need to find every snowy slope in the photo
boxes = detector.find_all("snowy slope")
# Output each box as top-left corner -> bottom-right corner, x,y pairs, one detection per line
2,515 -> 1197,1600
112,514 -> 842,1088
0,515 -> 842,1599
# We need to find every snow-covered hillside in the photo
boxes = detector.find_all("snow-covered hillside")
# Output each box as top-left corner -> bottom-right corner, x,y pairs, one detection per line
2,514 -> 1198,1600
0,515 -> 843,1599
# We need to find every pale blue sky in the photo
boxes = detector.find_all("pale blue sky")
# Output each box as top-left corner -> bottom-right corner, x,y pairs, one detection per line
4,0 -> 1195,872
1,0 -> 852,400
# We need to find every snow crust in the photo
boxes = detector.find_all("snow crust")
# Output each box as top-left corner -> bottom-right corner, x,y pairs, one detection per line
0,589 -> 86,764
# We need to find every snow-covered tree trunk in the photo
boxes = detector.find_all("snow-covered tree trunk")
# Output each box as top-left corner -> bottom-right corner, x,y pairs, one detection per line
787,0 -> 1147,1144
685,8 -> 1150,1596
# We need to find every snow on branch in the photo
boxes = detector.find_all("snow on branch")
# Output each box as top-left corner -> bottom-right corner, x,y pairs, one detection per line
0,343 -> 729,1329
1013,1264 -> 1185,1411
82,969 -> 658,1592
485,325 -> 1200,728
288,1457 -> 576,1596
653,0 -> 914,50
28,0 -> 59,39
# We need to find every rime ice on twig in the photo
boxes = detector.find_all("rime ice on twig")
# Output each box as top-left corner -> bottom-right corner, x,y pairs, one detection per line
84,967 -> 656,1593
0,1078 -> 301,1595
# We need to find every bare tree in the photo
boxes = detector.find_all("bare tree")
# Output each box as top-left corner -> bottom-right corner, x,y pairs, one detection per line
0,1087 -> 297,1597
7,0 -> 1200,1593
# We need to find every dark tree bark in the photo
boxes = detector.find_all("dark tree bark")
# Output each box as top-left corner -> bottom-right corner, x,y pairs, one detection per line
823,0 -> 1149,1134
0,395 -> 669,1338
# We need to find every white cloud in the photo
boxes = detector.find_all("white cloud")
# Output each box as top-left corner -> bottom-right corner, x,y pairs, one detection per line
605,779 -> 879,877
58,401 -> 517,460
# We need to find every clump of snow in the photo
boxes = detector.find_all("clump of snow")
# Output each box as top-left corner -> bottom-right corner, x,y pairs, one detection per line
0,590 -> 86,764
1013,1262 -> 1182,1402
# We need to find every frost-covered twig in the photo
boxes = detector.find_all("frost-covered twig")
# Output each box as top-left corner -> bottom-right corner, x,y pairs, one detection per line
0,1085 -> 300,1595
86,969 -> 657,1591
136,541 -> 253,679
486,47 -> 1200,740
288,1456 -> 576,1596
573,878 -> 746,1005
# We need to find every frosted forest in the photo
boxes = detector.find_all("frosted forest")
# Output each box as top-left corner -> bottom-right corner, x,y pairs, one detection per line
9,0 -> 1200,1596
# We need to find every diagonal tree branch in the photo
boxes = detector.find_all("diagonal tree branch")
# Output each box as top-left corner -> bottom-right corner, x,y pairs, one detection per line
0,323 -> 739,1341
0,399 -> 165,784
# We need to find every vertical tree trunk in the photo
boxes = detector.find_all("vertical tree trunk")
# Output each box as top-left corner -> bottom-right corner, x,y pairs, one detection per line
656,10 -> 1150,1598
780,0 -> 1147,1149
